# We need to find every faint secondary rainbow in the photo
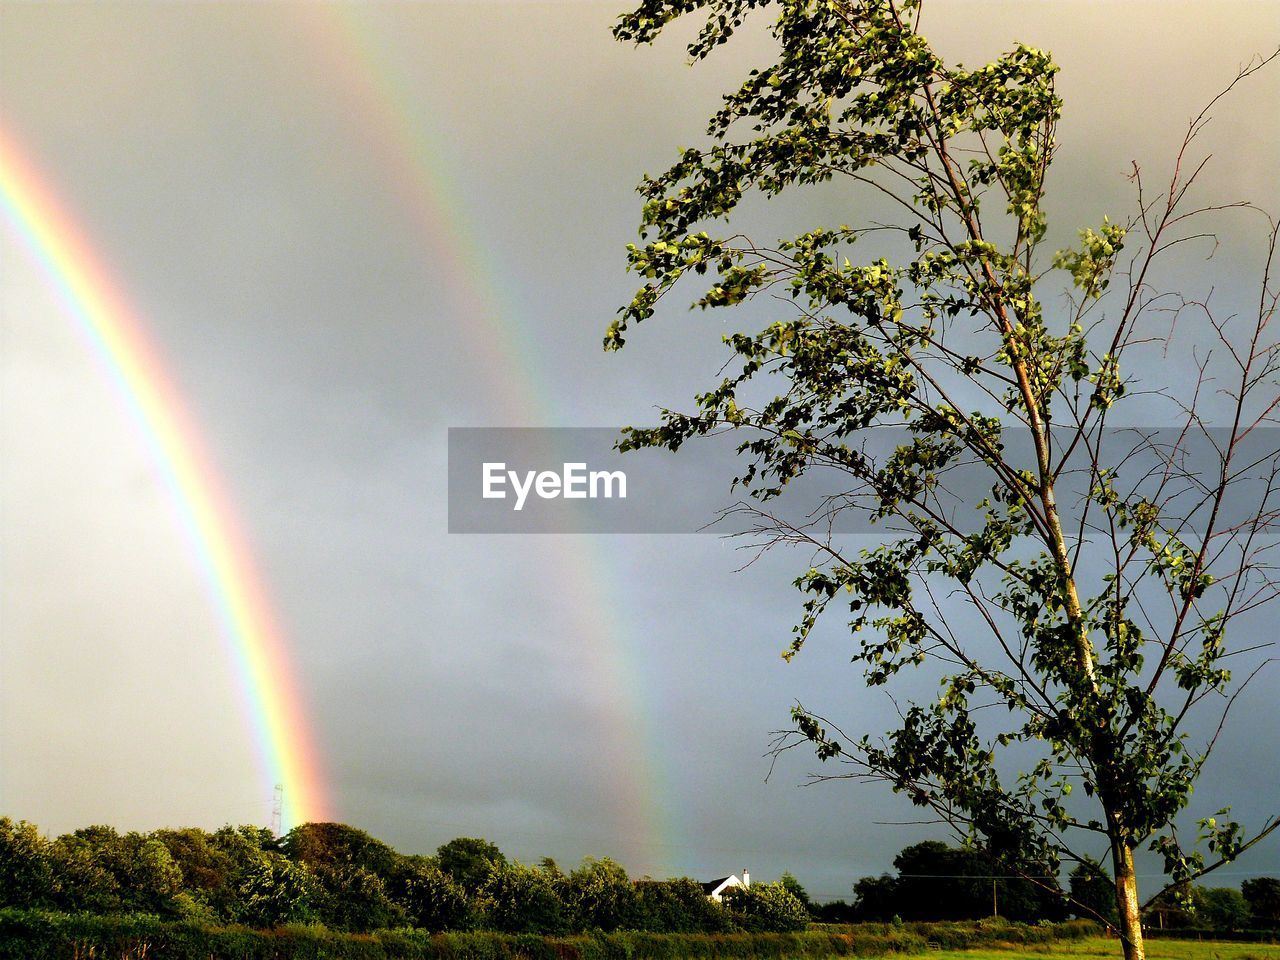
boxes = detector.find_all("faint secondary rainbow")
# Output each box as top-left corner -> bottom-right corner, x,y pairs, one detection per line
301,7 -> 676,869
0,125 -> 327,831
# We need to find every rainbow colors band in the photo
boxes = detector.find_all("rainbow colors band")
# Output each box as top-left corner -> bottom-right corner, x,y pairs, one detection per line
0,125 -> 327,830
305,5 -> 675,867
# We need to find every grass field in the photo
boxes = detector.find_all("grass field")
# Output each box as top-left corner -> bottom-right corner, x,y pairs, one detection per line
926,937 -> 1280,960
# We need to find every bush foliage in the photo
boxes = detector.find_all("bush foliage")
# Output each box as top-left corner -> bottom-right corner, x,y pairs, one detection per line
0,910 -> 1100,960
0,818 -> 806,937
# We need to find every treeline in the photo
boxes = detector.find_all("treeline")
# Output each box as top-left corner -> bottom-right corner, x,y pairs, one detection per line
811,841 -> 1280,934
0,819 -> 807,934
812,841 -> 1067,924
1143,880 -> 1280,933
1063,863 -> 1280,934
6,818 -> 1276,938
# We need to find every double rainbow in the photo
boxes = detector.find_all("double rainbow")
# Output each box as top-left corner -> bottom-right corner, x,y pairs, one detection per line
2,6 -> 673,865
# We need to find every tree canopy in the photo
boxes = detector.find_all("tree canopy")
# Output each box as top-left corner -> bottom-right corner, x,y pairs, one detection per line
609,3 -> 1280,958
0,817 -> 823,935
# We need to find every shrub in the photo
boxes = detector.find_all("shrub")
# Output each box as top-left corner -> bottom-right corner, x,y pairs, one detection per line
564,858 -> 642,932
479,862 -> 568,935
437,838 -> 507,897
1243,877 -> 1280,928
0,819 -> 57,910
1199,887 -> 1252,932
721,882 -> 810,932
313,863 -> 406,931
633,878 -> 732,933
398,859 -> 473,932
235,853 -> 318,927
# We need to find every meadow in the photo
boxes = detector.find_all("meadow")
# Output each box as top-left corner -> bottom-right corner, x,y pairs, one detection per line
927,938 -> 1280,960
1,909 -> 1278,960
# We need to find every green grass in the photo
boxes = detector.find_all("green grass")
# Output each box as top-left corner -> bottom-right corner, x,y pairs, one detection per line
924,936 -> 1280,960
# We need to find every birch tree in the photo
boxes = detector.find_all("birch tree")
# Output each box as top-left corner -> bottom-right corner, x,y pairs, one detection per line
608,3 -> 1280,957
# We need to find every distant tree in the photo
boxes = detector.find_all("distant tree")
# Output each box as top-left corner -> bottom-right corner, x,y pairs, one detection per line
892,842 -> 988,921
564,857 -> 642,931
55,826 -> 184,917
397,857 -> 472,931
202,823 -> 286,921
538,856 -> 564,878
1242,877 -> 1280,928
47,834 -> 120,914
852,873 -> 900,922
437,837 -> 507,897
778,871 -> 813,912
852,842 -> 1059,922
1069,858 -> 1118,924
283,822 -> 399,878
205,824 -> 283,878
128,837 -> 185,916
236,853 -> 317,928
634,877 -> 734,932
1146,884 -> 1196,930
152,828 -> 245,922
811,899 -> 857,923
1198,887 -> 1251,931
722,881 -> 810,932
279,822 -> 415,932
313,863 -> 404,932
0,818 -> 57,909
478,860 -> 567,934
610,3 -> 1280,958
1003,854 -> 1067,923
228,824 -> 282,854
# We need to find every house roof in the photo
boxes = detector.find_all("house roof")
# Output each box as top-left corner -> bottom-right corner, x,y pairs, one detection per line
702,876 -> 734,894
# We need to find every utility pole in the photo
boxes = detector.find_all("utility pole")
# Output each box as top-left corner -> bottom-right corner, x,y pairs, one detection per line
270,783 -> 284,837
992,878 -> 998,918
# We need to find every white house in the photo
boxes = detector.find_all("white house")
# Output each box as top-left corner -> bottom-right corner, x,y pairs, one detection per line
702,869 -> 750,901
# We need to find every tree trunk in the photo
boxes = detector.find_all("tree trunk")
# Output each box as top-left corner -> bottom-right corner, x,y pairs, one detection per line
1110,841 -> 1145,960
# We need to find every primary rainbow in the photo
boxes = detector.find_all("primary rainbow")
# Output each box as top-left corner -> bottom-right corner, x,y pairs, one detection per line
0,125 -> 328,830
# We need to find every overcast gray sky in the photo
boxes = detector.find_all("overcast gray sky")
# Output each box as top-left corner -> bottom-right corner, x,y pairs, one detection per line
2,1 -> 1278,903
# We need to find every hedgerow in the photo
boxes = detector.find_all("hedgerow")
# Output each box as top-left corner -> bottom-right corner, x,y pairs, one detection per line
0,910 -> 1102,960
